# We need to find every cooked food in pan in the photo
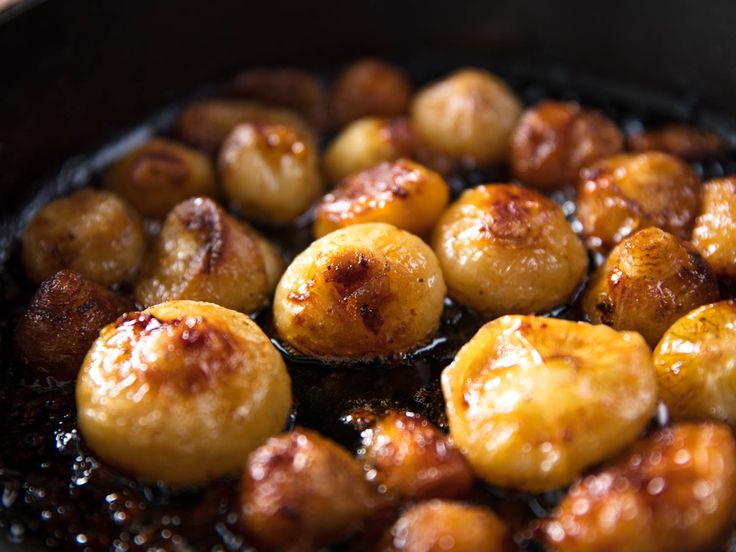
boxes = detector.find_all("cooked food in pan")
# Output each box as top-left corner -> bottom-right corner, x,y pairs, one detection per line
133,197 -> 283,313
76,300 -> 292,486
542,422 -> 736,552
582,226 -> 720,346
21,188 -> 146,287
442,315 -> 657,491
432,184 -> 588,316
3,58 -> 736,551
274,222 -> 446,360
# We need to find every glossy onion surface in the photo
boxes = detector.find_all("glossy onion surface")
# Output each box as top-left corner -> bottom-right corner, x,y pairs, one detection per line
219,121 -> 322,223
314,159 -> 449,239
22,188 -> 146,287
134,197 -> 283,313
576,152 -> 700,250
582,227 -> 720,347
691,177 -> 736,281
411,68 -> 522,165
76,300 -> 292,486
240,427 -> 382,551
544,422 -> 736,552
432,184 -> 587,315
360,411 -> 474,500
377,500 -> 512,552
273,222 -> 446,360
510,100 -> 623,189
442,315 -> 657,492
323,117 -> 415,184
654,300 -> 736,426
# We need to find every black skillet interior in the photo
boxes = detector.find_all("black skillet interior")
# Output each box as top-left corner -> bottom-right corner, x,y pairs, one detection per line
3,1 -> 736,550
4,0 -> 736,222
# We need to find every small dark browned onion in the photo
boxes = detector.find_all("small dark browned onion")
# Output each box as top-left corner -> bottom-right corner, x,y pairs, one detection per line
15,269 -> 132,380
628,124 -> 727,161
359,411 -> 474,500
329,58 -> 412,129
582,227 -> 720,347
510,100 -> 624,189
240,427 -> 384,551
227,66 -> 327,130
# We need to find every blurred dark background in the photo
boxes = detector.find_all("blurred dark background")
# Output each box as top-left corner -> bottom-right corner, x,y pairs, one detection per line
2,0 -> 736,219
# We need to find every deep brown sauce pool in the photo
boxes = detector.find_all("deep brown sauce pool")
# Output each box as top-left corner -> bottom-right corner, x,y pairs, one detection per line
1,64 -> 736,551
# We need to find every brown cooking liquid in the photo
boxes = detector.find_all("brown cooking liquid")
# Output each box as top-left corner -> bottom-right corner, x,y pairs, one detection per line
1,68 -> 735,551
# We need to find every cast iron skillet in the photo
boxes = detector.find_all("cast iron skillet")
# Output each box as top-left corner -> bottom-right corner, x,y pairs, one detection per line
2,1 -> 736,550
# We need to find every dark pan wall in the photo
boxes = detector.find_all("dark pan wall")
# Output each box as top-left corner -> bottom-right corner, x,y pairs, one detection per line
2,0 -> 736,218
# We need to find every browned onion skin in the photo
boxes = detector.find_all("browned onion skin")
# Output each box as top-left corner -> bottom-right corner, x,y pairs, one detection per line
322,117 -> 455,185
544,422 -> 736,552
273,223 -> 446,360
510,101 -> 623,189
360,412 -> 474,501
582,227 -> 720,347
576,152 -> 701,250
329,58 -> 412,129
411,68 -> 522,166
314,159 -> 450,239
376,500 -> 513,552
228,67 -> 327,129
240,428 -> 384,552
432,184 -> 588,316
323,117 -> 416,184
628,124 -> 727,161
104,138 -> 218,218
691,177 -> 736,282
174,99 -> 312,155
22,188 -> 146,287
15,270 -> 132,381
653,300 -> 736,427
134,197 -> 282,313
443,315 -> 657,492
77,300 -> 292,486
218,121 -> 322,223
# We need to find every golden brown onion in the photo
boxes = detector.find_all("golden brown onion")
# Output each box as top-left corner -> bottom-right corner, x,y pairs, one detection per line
15,270 -> 132,380
653,300 -> 736,426
134,197 -> 283,313
432,184 -> 588,315
314,159 -> 450,239
377,500 -> 513,552
544,422 -> 736,552
103,138 -> 217,218
273,222 -> 446,360
510,100 -> 623,189
76,300 -> 292,486
691,177 -> 736,281
582,227 -> 720,347
219,121 -> 322,223
240,427 -> 382,551
576,152 -> 700,250
411,68 -> 522,165
442,315 -> 657,492
329,58 -> 412,129
22,188 -> 146,286
360,412 -> 474,501
323,117 -> 415,184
